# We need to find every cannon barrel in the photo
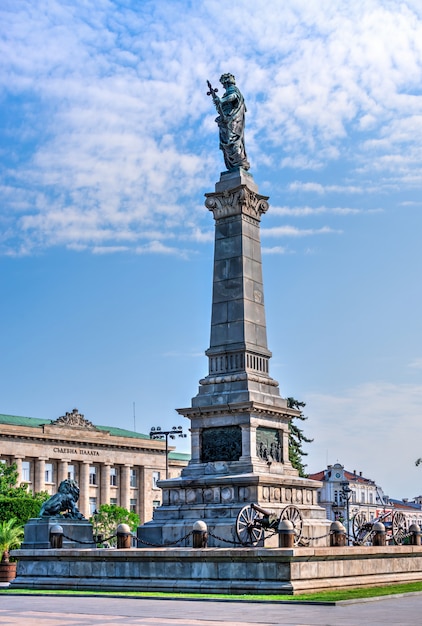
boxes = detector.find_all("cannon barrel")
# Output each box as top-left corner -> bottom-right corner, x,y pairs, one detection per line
251,502 -> 273,517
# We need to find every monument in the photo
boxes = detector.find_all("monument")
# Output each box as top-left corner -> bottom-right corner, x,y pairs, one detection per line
12,76 -> 422,595
21,479 -> 96,549
138,74 -> 327,547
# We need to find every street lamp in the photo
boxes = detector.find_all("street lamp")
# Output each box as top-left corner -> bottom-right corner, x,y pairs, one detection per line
341,481 -> 353,545
150,426 -> 187,479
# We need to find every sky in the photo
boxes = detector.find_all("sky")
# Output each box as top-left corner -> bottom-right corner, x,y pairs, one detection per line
1,0 -> 422,500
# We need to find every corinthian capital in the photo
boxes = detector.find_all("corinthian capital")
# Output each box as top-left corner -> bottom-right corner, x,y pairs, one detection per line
205,185 -> 269,221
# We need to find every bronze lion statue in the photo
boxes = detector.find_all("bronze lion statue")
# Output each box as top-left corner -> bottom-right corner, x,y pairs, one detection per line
39,479 -> 85,519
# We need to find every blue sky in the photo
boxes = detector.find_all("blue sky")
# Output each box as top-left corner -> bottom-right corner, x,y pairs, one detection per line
1,0 -> 422,499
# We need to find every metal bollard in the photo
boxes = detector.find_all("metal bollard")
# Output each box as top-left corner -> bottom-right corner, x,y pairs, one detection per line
116,524 -> 132,549
372,521 -> 386,546
192,520 -> 208,548
330,521 -> 347,547
278,520 -> 295,548
409,524 -> 422,546
50,524 -> 64,549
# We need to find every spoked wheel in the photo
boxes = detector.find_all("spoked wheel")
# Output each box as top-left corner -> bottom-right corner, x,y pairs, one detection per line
236,504 -> 263,546
352,512 -> 375,545
279,505 -> 303,546
352,512 -> 367,542
392,511 -> 408,545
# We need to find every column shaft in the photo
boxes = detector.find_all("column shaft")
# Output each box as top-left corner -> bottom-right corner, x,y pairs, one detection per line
79,461 -> 90,518
34,458 -> 46,493
120,465 -> 131,510
100,464 -> 110,507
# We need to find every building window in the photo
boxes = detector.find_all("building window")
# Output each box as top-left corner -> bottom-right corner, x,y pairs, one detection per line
110,467 -> 118,486
130,469 -> 137,488
22,461 -> 31,482
89,497 -> 97,515
130,498 -> 137,512
361,492 -> 365,503
369,492 -> 373,504
110,498 -> 117,506
68,465 -> 75,481
45,463 -> 53,483
152,471 -> 160,489
89,466 -> 97,485
153,500 -> 160,510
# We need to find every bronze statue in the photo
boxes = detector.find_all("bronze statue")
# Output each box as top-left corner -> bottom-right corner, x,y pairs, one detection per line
207,73 -> 250,172
39,479 -> 85,519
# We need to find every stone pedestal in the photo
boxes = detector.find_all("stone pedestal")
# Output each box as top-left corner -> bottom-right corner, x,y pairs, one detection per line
22,518 -> 96,549
138,171 -> 328,547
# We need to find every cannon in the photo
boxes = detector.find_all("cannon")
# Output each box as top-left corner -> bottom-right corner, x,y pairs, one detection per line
235,503 -> 303,546
352,509 -> 409,545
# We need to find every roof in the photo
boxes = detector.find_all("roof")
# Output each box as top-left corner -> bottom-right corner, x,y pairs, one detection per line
0,413 -> 150,441
168,451 -> 190,461
308,467 -> 376,485
308,470 -> 325,481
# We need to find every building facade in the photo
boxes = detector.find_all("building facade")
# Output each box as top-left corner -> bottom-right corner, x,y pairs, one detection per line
308,462 -> 422,537
0,409 -> 189,521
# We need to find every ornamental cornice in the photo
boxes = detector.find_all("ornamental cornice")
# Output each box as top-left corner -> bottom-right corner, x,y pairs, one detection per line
205,185 -> 269,221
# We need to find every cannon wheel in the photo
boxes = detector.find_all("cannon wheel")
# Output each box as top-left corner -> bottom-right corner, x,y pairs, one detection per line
279,505 -> 303,546
392,511 -> 408,545
236,504 -> 264,546
352,512 -> 367,542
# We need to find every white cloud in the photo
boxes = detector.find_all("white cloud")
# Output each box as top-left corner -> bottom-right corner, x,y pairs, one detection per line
262,245 -> 291,255
1,0 -> 422,254
262,225 -> 342,237
270,205 -> 378,216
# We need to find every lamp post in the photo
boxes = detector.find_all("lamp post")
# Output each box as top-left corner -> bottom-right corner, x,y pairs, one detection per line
149,426 -> 187,479
341,481 -> 353,545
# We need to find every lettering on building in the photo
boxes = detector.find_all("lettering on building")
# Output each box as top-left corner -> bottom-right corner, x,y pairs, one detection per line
52,447 -> 100,457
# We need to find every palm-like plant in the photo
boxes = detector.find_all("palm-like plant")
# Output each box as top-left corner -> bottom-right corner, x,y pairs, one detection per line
0,518 -> 24,563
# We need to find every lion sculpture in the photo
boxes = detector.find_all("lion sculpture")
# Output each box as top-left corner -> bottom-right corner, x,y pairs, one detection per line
39,479 -> 85,519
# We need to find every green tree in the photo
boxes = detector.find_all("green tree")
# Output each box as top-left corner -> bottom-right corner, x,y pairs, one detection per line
90,504 -> 140,546
0,463 -> 28,497
0,463 -> 48,525
287,397 -> 313,477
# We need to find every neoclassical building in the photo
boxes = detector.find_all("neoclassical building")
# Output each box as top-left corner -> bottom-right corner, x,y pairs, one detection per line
0,409 -> 189,521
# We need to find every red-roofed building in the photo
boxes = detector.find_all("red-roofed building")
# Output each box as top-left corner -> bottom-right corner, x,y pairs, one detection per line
308,462 -> 422,541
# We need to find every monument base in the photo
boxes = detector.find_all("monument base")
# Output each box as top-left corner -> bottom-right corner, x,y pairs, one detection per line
137,472 -> 329,548
21,518 -> 96,549
10,545 -> 422,595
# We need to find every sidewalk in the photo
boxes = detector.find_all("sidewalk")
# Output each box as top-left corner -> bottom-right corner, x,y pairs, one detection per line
1,593 -> 422,625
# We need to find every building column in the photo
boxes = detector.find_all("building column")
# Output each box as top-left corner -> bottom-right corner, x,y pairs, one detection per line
120,464 -> 131,511
12,457 -> 23,484
100,463 -> 111,507
34,458 -> 47,493
138,466 -> 145,524
57,460 -> 68,485
78,461 -> 90,518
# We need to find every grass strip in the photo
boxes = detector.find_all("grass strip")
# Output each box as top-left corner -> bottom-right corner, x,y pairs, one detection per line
1,581 -> 422,602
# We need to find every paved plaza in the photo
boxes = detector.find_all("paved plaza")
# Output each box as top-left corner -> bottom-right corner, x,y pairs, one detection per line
1,593 -> 422,626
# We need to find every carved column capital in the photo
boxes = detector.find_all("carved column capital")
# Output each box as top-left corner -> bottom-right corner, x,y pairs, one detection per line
205,185 -> 269,222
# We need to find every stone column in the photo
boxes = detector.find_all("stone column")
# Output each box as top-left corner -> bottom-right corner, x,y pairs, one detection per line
12,457 -> 23,484
100,463 -> 111,507
34,458 -> 47,493
78,461 -> 90,518
57,460 -> 68,485
120,464 -> 131,510
138,466 -> 145,524
190,429 -> 201,463
239,424 -> 257,461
